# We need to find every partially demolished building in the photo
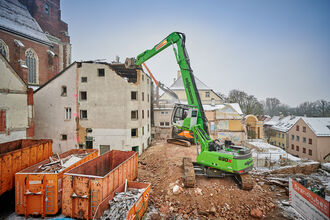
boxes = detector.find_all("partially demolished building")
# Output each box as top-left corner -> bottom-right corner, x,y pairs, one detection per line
34,61 -> 151,154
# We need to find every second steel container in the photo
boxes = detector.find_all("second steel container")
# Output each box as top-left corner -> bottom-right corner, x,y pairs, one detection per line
15,149 -> 98,217
0,139 -> 52,196
62,150 -> 138,220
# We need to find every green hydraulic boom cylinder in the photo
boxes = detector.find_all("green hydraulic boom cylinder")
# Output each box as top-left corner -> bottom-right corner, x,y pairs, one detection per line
134,32 -> 209,134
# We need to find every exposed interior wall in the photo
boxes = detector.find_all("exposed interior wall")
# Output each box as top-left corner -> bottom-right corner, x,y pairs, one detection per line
0,55 -> 28,143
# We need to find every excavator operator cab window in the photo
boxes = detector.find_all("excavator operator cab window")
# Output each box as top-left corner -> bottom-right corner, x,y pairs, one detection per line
172,106 -> 189,124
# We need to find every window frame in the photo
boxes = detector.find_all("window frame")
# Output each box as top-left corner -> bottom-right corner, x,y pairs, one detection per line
65,107 -> 72,120
79,91 -> 87,101
98,68 -> 105,77
80,110 -> 88,120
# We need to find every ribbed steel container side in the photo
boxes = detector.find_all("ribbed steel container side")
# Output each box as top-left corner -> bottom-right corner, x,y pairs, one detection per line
0,139 -> 52,196
62,150 -> 138,219
15,149 -> 98,217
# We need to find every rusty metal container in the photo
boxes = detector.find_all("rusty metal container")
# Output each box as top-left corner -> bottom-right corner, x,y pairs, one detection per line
62,150 -> 138,219
93,181 -> 151,220
0,139 -> 52,196
15,149 -> 98,217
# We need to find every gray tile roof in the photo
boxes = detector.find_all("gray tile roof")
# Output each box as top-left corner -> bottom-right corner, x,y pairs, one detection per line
0,0 -> 52,46
170,76 -> 210,90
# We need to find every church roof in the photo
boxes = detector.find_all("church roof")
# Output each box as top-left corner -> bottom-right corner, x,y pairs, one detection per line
0,0 -> 52,46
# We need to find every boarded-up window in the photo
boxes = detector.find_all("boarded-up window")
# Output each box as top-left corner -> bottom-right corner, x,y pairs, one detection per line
309,149 -> 312,156
308,138 -> 312,145
0,110 -> 6,132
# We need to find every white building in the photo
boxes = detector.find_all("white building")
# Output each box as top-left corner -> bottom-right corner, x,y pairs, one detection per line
0,54 -> 33,143
34,61 -> 151,155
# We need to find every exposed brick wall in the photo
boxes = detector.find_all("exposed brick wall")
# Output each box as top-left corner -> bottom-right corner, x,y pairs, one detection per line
27,88 -> 34,105
0,31 -> 59,85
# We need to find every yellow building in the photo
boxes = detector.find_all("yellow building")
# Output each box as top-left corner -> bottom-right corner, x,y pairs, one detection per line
205,103 -> 245,144
269,116 -> 300,150
244,115 -> 264,139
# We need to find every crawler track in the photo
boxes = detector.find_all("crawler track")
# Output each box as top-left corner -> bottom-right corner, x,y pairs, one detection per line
234,173 -> 254,190
167,139 -> 191,147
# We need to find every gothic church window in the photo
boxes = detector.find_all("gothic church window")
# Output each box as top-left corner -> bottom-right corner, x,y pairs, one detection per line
25,49 -> 38,84
0,39 -> 9,60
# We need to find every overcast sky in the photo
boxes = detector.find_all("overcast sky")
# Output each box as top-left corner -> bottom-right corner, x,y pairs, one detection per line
61,0 -> 330,107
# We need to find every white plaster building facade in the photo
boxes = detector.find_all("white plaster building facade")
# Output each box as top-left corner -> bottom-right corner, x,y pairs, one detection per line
0,54 -> 33,143
34,61 -> 151,155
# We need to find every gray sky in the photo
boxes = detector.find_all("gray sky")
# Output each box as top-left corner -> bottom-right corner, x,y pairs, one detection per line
62,0 -> 330,107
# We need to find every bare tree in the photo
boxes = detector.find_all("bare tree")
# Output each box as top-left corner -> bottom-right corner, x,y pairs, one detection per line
264,98 -> 281,116
226,90 -> 263,115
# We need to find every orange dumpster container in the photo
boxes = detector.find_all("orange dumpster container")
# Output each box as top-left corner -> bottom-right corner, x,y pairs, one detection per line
0,139 -> 52,196
62,150 -> 138,220
15,149 -> 98,217
93,181 -> 151,220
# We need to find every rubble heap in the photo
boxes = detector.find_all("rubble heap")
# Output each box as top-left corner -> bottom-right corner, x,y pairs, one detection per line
35,152 -> 89,173
102,188 -> 145,220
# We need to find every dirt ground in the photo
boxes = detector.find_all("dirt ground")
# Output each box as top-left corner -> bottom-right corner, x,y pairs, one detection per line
137,141 -> 283,219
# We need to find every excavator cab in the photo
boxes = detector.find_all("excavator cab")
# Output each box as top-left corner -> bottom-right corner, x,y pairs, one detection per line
172,104 -> 198,130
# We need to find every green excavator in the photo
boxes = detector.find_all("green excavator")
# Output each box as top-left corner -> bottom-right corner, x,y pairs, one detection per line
125,32 -> 254,190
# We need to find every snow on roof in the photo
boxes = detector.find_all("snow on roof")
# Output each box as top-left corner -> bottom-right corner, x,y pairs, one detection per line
302,117 -> 330,136
272,116 -> 301,132
264,116 -> 281,126
169,76 -> 210,90
0,0 -> 52,46
202,103 -> 243,115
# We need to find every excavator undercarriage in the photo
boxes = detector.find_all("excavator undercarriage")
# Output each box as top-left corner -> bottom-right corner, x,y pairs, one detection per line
183,157 -> 255,190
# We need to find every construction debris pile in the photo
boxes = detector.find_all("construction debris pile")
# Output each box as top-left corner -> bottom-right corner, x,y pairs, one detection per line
101,188 -> 145,220
139,141 -> 277,219
35,152 -> 90,173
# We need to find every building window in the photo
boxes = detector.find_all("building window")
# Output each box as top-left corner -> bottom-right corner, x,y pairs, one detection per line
132,146 -> 139,152
281,134 -> 284,139
81,77 -> 87,82
148,94 -> 149,102
291,135 -> 294,140
0,109 -> 6,132
61,134 -> 67,140
205,92 -> 210,98
309,149 -> 312,156
160,122 -> 165,127
45,3 -> 49,15
296,135 -> 299,141
80,91 -> 87,101
80,110 -> 88,119
161,111 -> 169,115
0,39 -> 9,60
303,148 -> 306,154
26,49 -> 38,84
142,127 -> 144,135
165,122 -> 170,127
309,138 -> 312,145
303,137 -> 306,143
148,124 -> 149,132
296,125 -> 299,131
142,92 -> 144,101
98,68 -> 105,77
131,128 -> 138,137
296,146 -> 299,151
65,107 -> 71,120
142,110 -> 144,119
291,144 -> 294,150
303,126 -> 306,132
131,91 -> 137,100
131,110 -> 138,120
282,143 -> 284,148
61,86 -> 67,96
